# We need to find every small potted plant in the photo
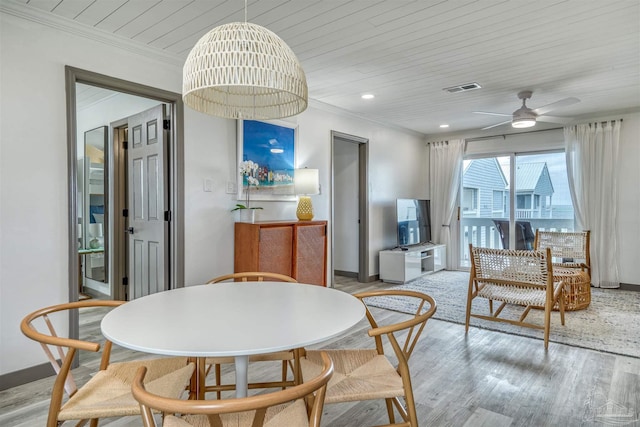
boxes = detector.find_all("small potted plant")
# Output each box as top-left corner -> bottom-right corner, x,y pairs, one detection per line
233,160 -> 263,222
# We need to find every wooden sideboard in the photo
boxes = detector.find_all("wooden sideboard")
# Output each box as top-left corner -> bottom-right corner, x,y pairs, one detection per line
234,220 -> 328,286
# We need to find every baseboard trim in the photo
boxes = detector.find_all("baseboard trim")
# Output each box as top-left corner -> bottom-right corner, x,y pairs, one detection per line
0,362 -> 54,391
619,282 -> 639,291
334,270 -> 357,278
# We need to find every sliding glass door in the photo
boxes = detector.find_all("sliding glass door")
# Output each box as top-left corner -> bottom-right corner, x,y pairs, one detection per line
459,151 -> 575,268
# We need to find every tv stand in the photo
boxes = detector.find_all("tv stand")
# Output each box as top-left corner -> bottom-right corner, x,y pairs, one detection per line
379,243 -> 446,284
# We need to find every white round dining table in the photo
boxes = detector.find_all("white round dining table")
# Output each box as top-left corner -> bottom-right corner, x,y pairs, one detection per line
101,281 -> 365,398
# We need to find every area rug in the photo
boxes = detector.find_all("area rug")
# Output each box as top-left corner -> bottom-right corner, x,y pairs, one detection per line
367,270 -> 640,358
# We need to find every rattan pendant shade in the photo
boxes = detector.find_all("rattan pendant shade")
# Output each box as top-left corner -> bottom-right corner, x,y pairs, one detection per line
183,22 -> 308,120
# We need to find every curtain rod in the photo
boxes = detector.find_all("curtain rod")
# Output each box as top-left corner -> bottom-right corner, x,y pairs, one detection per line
465,126 -> 562,143
430,118 -> 623,144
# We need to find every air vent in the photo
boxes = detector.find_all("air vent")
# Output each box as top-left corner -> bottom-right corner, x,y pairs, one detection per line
443,82 -> 482,93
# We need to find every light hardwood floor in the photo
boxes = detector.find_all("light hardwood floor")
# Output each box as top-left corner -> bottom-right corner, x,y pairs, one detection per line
2,275 -> 639,426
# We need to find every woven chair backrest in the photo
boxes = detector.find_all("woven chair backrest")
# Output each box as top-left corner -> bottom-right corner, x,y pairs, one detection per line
470,247 -> 551,287
534,230 -> 589,260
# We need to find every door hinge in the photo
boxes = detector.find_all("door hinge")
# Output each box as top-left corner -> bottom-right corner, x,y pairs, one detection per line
163,119 -> 170,130
123,208 -> 128,217
164,210 -> 171,222
122,277 -> 128,286
122,140 -> 128,150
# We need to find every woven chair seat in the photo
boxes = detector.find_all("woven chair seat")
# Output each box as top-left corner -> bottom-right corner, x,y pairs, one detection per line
299,290 -> 437,427
60,357 -> 193,421
164,401 -> 309,427
477,282 -> 563,308
300,349 -> 404,403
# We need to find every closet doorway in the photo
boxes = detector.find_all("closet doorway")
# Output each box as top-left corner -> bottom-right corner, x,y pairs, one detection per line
331,131 -> 369,284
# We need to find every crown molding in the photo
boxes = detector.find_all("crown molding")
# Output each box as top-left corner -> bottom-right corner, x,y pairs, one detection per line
0,0 -> 183,68
308,98 -> 425,139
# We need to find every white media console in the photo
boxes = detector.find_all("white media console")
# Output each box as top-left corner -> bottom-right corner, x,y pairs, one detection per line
379,243 -> 446,284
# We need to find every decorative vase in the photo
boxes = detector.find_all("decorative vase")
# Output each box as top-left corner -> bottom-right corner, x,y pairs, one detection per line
238,209 -> 256,223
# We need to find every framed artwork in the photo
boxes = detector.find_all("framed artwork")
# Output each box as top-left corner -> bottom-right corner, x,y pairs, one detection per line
237,119 -> 298,201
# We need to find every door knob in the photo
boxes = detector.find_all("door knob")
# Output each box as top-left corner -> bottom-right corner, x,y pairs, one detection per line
125,227 -> 134,234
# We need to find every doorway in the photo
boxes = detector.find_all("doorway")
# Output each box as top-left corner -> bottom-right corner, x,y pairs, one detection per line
331,131 -> 369,284
65,67 -> 185,341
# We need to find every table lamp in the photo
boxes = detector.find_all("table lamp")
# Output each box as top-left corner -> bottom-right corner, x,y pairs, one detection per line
294,168 -> 319,221
88,223 -> 103,249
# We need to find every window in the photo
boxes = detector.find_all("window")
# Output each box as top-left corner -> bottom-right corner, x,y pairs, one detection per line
462,187 -> 479,216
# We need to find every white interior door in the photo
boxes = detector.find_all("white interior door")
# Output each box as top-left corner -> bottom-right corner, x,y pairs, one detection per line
127,105 -> 168,299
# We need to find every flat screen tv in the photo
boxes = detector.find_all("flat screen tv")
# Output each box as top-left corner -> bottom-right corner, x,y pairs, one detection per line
396,198 -> 432,247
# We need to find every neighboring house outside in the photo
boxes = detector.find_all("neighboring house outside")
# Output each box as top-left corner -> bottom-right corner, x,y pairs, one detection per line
462,159 -> 555,220
462,158 -> 508,218
513,162 -> 554,219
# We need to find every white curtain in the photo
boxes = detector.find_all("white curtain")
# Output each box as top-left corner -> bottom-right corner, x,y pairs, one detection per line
429,140 -> 465,270
564,121 -> 621,288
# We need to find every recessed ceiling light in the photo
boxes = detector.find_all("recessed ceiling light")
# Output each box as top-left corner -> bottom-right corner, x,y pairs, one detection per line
361,94 -> 375,100
440,124 -> 450,128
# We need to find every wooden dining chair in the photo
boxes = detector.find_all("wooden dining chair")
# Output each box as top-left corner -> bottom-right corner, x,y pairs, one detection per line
20,299 -> 195,427
299,290 -> 437,427
132,351 -> 334,427
205,272 -> 300,398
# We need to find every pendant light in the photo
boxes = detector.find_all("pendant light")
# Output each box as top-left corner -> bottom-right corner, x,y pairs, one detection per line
182,0 -> 308,120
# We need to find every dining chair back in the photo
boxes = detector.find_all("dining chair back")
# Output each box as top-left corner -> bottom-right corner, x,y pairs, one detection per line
206,272 -> 298,283
205,272 -> 299,398
132,351 -> 334,427
300,289 -> 437,427
20,299 -> 194,427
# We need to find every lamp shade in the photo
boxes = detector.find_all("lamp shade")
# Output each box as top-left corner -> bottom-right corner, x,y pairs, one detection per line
183,22 -> 308,120
294,168 -> 319,195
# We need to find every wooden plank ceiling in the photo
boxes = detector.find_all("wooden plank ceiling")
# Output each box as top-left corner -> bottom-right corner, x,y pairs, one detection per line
6,0 -> 640,136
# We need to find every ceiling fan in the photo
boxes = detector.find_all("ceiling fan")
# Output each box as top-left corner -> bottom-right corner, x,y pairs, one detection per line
474,90 -> 580,130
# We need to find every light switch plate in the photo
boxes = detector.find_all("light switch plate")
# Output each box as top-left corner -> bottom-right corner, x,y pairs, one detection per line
204,178 -> 213,192
226,181 -> 237,194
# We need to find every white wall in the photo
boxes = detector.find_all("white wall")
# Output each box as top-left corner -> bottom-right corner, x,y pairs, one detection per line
0,11 -> 426,376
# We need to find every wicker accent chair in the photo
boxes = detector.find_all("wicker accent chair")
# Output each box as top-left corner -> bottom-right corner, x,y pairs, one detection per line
534,230 -> 591,276
205,272 -> 300,398
466,245 -> 566,349
20,300 -> 195,427
132,351 -> 334,427
299,289 -> 437,427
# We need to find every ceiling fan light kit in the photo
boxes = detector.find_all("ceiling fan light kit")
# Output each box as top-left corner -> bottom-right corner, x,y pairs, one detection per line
475,90 -> 580,130
182,21 -> 308,120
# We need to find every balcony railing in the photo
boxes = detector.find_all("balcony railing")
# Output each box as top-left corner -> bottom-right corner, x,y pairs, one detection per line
459,217 -> 575,267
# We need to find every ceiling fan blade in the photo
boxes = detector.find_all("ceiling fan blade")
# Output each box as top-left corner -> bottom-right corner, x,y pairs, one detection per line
537,115 -> 573,124
473,111 -> 511,117
533,97 -> 580,115
481,120 -> 511,130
